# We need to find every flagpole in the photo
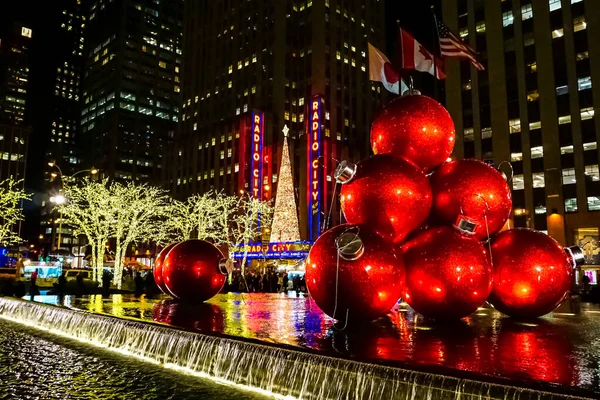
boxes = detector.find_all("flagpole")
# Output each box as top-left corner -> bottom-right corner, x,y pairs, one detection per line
431,7 -> 440,101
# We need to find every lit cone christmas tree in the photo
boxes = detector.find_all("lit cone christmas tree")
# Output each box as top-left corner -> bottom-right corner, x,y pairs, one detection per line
270,125 -> 301,243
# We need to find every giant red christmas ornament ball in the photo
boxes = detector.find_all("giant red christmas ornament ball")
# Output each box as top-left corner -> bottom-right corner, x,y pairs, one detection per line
306,224 -> 405,322
402,226 -> 492,320
153,243 -> 177,295
339,154 -> 432,244
489,229 -> 573,318
430,158 -> 512,241
370,93 -> 455,171
162,240 -> 227,302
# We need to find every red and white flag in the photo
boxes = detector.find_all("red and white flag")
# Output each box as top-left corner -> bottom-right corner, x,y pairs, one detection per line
398,28 -> 445,79
368,43 -> 408,94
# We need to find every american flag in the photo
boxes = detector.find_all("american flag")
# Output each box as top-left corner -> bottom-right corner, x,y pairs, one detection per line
437,19 -> 485,70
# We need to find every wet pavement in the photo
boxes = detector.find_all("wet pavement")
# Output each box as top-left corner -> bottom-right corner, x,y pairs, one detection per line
0,317 -> 265,400
24,292 -> 600,396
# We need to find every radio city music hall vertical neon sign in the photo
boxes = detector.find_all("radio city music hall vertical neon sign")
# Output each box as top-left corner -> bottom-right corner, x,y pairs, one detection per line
251,112 -> 264,199
307,97 -> 322,240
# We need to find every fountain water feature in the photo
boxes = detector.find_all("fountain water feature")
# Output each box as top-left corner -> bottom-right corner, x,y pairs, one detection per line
0,297 -> 590,400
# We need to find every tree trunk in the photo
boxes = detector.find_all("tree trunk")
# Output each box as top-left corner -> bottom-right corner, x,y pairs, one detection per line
114,240 -> 123,290
91,244 -> 97,282
95,243 -> 105,286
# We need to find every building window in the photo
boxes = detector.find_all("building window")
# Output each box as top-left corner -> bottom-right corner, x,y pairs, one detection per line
588,197 -> 600,211
502,11 -> 514,27
228,65 -> 233,74
565,198 -> 578,212
584,142 -> 597,151
159,61 -> 166,68
531,146 -> 544,159
581,107 -> 595,120
521,4 -> 533,20
509,119 -> 521,133
549,0 -> 562,12
513,174 -> 524,190
562,168 -> 576,185
585,165 -> 600,181
578,76 -> 592,91
475,21 -> 486,33
511,152 -> 523,162
535,205 -> 547,215
558,115 -> 572,125
574,16 -> 587,32
459,27 -> 468,38
530,121 -> 542,130
561,145 -> 574,154
552,28 -> 564,39
533,172 -> 545,188
556,85 -> 569,96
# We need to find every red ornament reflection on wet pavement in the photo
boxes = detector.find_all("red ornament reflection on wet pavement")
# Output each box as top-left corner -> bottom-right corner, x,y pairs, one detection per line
370,94 -> 455,171
340,154 -> 432,244
489,229 -> 573,318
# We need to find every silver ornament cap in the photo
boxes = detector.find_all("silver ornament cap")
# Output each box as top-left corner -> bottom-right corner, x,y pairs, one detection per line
334,160 -> 357,184
564,246 -> 585,268
454,216 -> 478,235
336,230 -> 364,261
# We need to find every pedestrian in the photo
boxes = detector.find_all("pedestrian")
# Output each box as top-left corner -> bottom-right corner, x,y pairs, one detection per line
277,273 -> 283,292
102,269 -> 112,295
29,268 -> 40,296
54,271 -> 67,293
134,271 -> 144,296
283,273 -> 289,293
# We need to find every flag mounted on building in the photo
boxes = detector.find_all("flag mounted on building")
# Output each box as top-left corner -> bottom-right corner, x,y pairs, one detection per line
368,43 -> 409,94
436,18 -> 485,70
398,27 -> 445,79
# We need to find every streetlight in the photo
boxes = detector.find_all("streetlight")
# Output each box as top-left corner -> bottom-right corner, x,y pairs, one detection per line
47,163 -> 98,250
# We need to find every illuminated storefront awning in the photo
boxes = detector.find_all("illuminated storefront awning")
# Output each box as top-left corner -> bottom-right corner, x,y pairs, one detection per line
230,241 -> 312,260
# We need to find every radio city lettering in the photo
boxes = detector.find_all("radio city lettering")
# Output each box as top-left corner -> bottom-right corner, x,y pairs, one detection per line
251,112 -> 263,198
311,101 -> 320,202
231,242 -> 312,259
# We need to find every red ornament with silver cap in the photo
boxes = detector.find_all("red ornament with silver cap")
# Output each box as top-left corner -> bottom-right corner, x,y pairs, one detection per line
337,154 -> 432,245
429,158 -> 512,241
401,226 -> 493,320
370,90 -> 456,171
488,229 -> 581,318
305,224 -> 405,323
162,240 -> 227,303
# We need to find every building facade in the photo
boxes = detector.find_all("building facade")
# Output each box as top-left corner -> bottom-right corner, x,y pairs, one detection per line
171,0 -> 386,241
442,0 -> 599,252
0,124 -> 28,183
0,23 -> 32,126
80,0 -> 183,182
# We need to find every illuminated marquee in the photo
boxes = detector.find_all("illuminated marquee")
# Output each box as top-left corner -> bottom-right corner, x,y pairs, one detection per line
230,241 -> 312,260
251,112 -> 264,199
307,97 -> 323,240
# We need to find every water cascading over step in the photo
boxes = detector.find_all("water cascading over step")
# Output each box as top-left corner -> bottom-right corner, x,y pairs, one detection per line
0,297 -> 589,400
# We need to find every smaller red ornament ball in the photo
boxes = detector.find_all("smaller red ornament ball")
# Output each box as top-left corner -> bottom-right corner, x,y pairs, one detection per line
163,240 -> 226,302
402,226 -> 492,320
306,224 -> 405,322
340,154 -> 432,244
430,158 -> 512,241
489,229 -> 573,318
153,243 -> 178,295
371,94 -> 455,171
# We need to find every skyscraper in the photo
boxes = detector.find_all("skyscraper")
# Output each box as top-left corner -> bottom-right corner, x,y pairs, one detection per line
80,0 -> 183,182
441,0 -> 599,249
172,0 -> 386,241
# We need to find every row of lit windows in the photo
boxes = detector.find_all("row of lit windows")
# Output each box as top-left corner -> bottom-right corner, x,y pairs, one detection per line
460,0 -> 584,37
512,165 -> 599,191
0,153 -> 25,161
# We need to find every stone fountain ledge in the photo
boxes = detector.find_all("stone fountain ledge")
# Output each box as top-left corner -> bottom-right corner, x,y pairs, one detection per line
0,297 -> 592,400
